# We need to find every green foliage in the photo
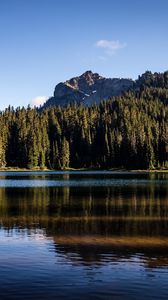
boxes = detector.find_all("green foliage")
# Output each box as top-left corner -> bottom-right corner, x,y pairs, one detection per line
0,75 -> 168,169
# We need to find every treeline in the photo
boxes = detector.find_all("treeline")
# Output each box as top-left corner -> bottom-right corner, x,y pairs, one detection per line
0,90 -> 167,170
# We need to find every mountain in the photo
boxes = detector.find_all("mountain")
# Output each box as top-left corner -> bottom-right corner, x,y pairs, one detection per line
42,71 -> 134,109
41,70 -> 168,109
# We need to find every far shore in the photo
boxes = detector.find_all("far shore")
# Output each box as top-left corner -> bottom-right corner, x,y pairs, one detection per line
0,167 -> 168,173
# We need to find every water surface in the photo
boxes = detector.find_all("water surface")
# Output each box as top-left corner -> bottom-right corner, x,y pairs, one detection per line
0,171 -> 168,299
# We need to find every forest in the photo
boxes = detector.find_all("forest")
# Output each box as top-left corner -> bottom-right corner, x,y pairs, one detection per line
0,71 -> 168,170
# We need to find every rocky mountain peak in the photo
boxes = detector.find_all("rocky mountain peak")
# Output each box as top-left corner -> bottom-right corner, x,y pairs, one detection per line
80,70 -> 103,82
65,70 -> 104,90
43,71 -> 134,109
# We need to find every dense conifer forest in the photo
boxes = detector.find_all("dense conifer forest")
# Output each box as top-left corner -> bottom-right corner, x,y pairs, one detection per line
0,71 -> 168,170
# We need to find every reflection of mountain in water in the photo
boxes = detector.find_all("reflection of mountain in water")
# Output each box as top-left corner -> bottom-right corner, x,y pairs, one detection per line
0,172 -> 168,267
54,237 -> 168,269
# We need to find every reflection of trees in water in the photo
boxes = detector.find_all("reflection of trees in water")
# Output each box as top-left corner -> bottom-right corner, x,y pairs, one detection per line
0,178 -> 168,267
0,183 -> 168,237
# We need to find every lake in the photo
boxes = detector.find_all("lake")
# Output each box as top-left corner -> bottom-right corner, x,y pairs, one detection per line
0,171 -> 168,299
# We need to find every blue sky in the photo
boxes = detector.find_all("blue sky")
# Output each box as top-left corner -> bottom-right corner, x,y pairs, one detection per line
0,0 -> 168,109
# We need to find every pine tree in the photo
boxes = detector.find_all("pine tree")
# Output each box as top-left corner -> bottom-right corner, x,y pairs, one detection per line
60,137 -> 70,169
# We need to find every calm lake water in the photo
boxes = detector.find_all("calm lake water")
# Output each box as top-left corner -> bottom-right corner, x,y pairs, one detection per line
0,171 -> 168,299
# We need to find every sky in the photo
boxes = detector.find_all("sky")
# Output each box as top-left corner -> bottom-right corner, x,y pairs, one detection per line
0,0 -> 168,110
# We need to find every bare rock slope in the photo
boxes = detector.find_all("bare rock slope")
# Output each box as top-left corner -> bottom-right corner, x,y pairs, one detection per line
42,71 -> 134,108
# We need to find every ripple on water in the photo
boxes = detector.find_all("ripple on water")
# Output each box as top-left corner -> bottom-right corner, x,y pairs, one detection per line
0,172 -> 168,299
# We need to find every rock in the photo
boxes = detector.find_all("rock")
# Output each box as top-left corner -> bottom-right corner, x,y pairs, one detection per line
42,71 -> 134,108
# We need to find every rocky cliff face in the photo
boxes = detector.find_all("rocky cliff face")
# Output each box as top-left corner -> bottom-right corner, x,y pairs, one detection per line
42,71 -> 134,108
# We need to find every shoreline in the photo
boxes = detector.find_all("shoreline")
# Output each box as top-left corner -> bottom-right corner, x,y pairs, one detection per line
0,167 -> 168,173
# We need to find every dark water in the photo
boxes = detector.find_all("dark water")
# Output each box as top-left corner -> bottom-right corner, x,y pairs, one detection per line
0,171 -> 168,299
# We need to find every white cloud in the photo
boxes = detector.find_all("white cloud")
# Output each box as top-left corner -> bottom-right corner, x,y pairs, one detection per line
96,39 -> 126,55
30,96 -> 48,107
